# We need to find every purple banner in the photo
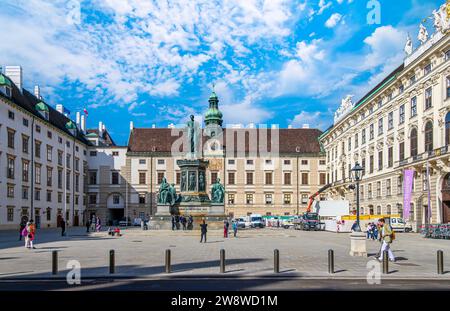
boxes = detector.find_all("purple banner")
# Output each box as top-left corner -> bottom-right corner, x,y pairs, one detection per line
426,162 -> 432,222
403,169 -> 415,221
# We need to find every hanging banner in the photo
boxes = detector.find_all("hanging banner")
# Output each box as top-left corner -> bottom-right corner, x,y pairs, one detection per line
403,169 -> 415,220
426,162 -> 432,222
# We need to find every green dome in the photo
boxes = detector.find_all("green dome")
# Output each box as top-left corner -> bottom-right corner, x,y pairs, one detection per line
65,120 -> 77,130
209,91 -> 218,99
0,74 -> 12,87
35,101 -> 49,112
205,107 -> 223,120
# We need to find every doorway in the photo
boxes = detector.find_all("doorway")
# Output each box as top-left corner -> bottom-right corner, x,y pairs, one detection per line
109,209 -> 124,225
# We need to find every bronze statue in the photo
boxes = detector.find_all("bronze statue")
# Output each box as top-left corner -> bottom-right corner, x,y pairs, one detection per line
211,177 -> 225,203
158,177 -> 170,204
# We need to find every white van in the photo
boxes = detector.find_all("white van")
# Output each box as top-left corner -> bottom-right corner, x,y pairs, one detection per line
389,217 -> 413,232
244,214 -> 265,228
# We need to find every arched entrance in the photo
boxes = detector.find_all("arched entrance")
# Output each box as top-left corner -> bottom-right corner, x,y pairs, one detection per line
107,193 -> 125,225
441,173 -> 450,223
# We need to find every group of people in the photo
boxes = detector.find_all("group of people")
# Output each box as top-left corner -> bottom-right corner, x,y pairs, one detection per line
171,215 -> 194,230
86,215 -> 102,233
366,222 -> 379,240
223,219 -> 238,238
19,220 -> 36,249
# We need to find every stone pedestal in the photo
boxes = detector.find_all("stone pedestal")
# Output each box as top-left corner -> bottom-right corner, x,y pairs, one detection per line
349,232 -> 367,257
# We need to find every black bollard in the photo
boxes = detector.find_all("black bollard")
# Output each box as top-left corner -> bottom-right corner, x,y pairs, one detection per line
437,250 -> 444,275
109,250 -> 115,274
274,249 -> 280,273
165,249 -> 171,273
382,250 -> 389,274
220,249 -> 225,273
52,250 -> 58,275
328,249 -> 334,274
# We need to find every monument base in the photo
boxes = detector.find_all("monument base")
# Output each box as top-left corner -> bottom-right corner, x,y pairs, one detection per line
156,203 -> 225,217
149,215 -> 228,230
349,232 -> 367,257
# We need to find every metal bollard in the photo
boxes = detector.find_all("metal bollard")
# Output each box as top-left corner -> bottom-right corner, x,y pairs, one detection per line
52,250 -> 58,275
165,249 -> 171,273
328,249 -> 334,274
382,251 -> 389,274
437,250 -> 444,275
220,249 -> 225,273
109,250 -> 115,274
274,249 -> 280,273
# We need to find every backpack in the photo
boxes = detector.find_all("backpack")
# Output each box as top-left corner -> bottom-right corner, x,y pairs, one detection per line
390,227 -> 396,241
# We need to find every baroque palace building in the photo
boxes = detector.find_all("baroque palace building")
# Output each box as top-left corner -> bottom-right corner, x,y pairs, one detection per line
320,23 -> 450,230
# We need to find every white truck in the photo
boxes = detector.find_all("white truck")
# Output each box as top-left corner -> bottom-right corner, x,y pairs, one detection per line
244,214 -> 265,228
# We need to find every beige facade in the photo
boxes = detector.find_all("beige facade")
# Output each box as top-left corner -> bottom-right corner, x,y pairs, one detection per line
320,30 -> 450,230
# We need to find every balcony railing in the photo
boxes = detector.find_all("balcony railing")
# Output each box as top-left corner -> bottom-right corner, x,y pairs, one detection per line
397,145 -> 449,168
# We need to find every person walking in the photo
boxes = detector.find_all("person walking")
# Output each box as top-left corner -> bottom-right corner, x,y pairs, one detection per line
96,217 -> 101,232
200,220 -> 207,243
376,218 -> 396,262
223,220 -> 228,238
188,215 -> 193,230
232,220 -> 238,238
171,215 -> 176,231
61,218 -> 66,236
181,216 -> 187,230
86,219 -> 90,233
22,222 -> 29,247
26,220 -> 36,249
19,220 -> 26,241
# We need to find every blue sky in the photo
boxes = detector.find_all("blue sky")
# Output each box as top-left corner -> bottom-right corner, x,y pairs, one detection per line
0,0 -> 444,145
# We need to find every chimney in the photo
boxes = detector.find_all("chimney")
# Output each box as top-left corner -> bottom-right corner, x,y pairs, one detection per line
76,112 -> 81,126
5,66 -> 22,92
56,104 -> 64,114
248,123 -> 255,129
302,124 -> 310,129
98,121 -> 103,136
271,124 -> 278,129
129,121 -> 134,131
288,125 -> 293,129
152,124 -> 156,128
168,123 -> 174,128
80,115 -> 86,132
34,85 -> 41,99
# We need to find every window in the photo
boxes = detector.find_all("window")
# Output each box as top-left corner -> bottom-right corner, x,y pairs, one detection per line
320,173 -> 326,185
89,171 -> 97,185
111,171 -> 119,185
228,172 -> 235,185
137,172 -> 145,184
22,187 -> 28,200
157,159 -> 165,165
410,96 -> 417,117
446,112 -> 450,145
66,194 -> 70,204
265,159 -> 272,165
399,104 -> 405,124
112,151 -> 119,156
424,121 -> 433,152
348,137 -> 351,151
35,164 -> 41,184
7,207 -> 14,222
360,185 -> 364,199
58,169 -> 63,189
377,99 -> 383,108
47,191 -> 52,202
35,140 -> 41,158
176,172 -> 181,184
211,172 -> 218,184
89,151 -> 97,156
388,147 -> 393,168
75,174 -> 79,192
265,172 -> 273,185
35,189 -> 41,201
378,118 -> 383,135
58,192 -> 63,203
46,208 -> 51,221
410,128 -> 418,157
301,173 -> 308,185
8,110 -> 14,120
7,157 -> 15,179
22,160 -> 29,182
228,159 -> 235,165
410,75 -> 416,85
377,181 -> 381,197
246,159 -> 254,165
89,194 -> 97,204
399,142 -> 405,161
319,160 -> 326,165
66,171 -> 70,190
75,158 -> 79,171
361,129 -> 366,144
399,84 -> 404,94
425,87 -> 432,110
58,137 -> 63,144
113,194 -> 120,204
369,124 -> 374,140
368,184 -> 372,199
424,63 -> 432,76
378,151 -> 383,171
386,179 -> 392,196
58,151 -> 63,166
397,176 -> 403,194
246,193 -> 253,204
354,133 -> 358,148
445,50 -> 450,61
47,167 -> 52,186
139,159 -> 146,164
369,155 -> 374,174
284,172 -> 291,185
228,194 -> 235,204
7,184 -> 14,198
22,136 -> 29,153
301,160 -> 308,165
388,112 -> 393,130
66,154 -> 71,168
35,125 -> 41,133
301,194 -> 308,204
283,194 -> 291,204
157,172 -> 165,184
47,145 -> 52,161
7,129 -> 15,148
265,194 -> 273,204
47,131 -> 52,139
139,194 -> 146,204
284,159 -> 291,165
362,158 -> 366,176
246,172 -> 253,185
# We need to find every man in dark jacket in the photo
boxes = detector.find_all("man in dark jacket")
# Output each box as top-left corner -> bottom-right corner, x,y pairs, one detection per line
200,220 -> 207,243
86,219 -> 90,233
61,218 -> 66,236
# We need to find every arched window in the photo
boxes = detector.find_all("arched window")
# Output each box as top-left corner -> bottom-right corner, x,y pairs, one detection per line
376,206 -> 381,215
424,121 -> 433,152
410,128 -> 418,157
445,112 -> 450,146
386,205 -> 392,215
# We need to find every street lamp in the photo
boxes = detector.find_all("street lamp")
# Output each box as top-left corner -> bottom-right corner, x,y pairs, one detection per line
350,162 -> 364,232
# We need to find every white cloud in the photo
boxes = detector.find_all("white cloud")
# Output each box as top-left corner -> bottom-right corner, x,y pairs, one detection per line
325,13 -> 343,28
290,110 -> 329,130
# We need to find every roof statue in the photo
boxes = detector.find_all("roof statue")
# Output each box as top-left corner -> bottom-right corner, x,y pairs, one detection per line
404,34 -> 413,56
418,23 -> 429,45
432,3 -> 450,34
334,95 -> 354,125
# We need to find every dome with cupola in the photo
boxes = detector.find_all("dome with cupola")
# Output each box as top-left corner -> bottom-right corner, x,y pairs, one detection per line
205,91 -> 223,126
0,74 -> 12,87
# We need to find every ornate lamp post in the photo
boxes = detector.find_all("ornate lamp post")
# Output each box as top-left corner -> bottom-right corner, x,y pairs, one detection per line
350,162 -> 364,232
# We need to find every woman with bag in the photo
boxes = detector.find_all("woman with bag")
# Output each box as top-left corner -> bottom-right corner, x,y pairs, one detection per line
25,220 -> 36,249
22,222 -> 30,248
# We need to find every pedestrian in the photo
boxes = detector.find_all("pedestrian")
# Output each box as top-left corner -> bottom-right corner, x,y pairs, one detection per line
351,221 -> 359,232
171,215 -> 176,230
188,215 -> 193,230
21,223 -> 29,246
376,218 -> 396,262
25,220 -> 36,249
223,220 -> 228,238
91,215 -> 96,231
175,215 -> 180,230
232,220 -> 238,238
373,223 -> 379,240
61,218 -> 66,236
182,216 -> 187,230
96,217 -> 101,232
19,219 -> 26,241
86,219 -> 90,233
200,220 -> 207,243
